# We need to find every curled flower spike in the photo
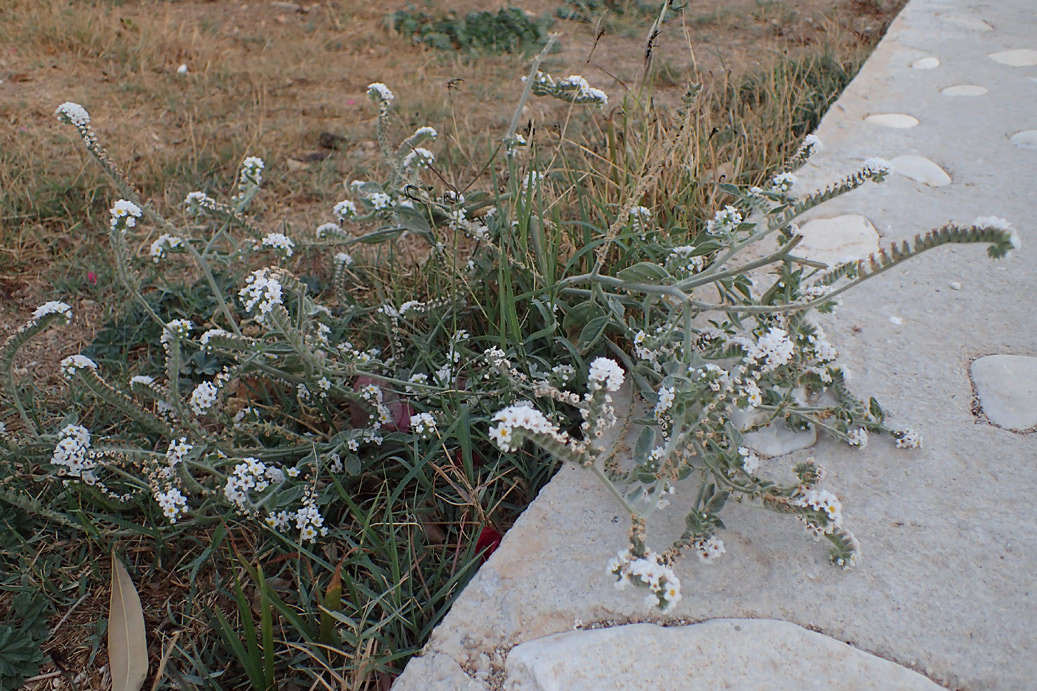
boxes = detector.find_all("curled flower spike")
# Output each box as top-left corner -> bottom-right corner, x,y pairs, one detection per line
402,147 -> 435,170
32,301 -> 72,323
150,233 -> 183,263
367,82 -> 394,104
55,102 -> 90,127
59,354 -> 98,379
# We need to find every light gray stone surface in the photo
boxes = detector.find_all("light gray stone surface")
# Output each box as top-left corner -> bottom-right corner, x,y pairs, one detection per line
970,354 -> 1037,431
796,214 -> 880,264
395,1 -> 1037,689
504,620 -> 943,691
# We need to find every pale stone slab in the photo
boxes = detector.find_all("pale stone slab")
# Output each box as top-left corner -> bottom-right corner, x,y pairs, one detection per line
796,215 -> 880,265
940,84 -> 988,96
1009,130 -> 1037,149
889,155 -> 951,186
393,653 -> 488,690
989,49 -> 1037,66
504,621 -> 943,691
865,113 -> 919,128
911,56 -> 940,70
970,355 -> 1037,431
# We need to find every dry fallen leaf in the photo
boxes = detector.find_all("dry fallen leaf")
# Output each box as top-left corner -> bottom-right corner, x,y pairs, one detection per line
109,551 -> 149,691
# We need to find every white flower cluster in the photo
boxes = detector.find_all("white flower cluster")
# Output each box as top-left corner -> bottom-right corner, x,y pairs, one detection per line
199,328 -> 232,352
260,232 -> 294,257
402,147 -> 435,170
109,199 -> 142,233
32,301 -> 72,323
608,549 -> 682,612
335,252 -> 354,267
293,489 -> 328,542
654,386 -> 675,423
333,199 -> 357,221
768,172 -> 796,196
846,427 -> 868,448
527,71 -> 608,106
706,205 -> 742,237
51,424 -> 96,483
806,326 -> 838,363
149,233 -> 184,262
184,191 -> 219,215
489,402 -> 564,453
745,327 -> 795,373
238,156 -> 264,188
737,446 -> 760,475
165,438 -> 192,466
155,487 -> 188,523
666,245 -> 706,276
411,412 -> 438,438
895,429 -> 923,449
239,269 -> 284,324
358,383 -> 394,428
798,134 -> 823,158
161,318 -> 192,351
974,216 -> 1021,253
694,535 -> 726,563
792,488 -> 843,537
740,379 -> 762,408
367,82 -> 394,104
863,157 -> 890,175
189,381 -> 219,415
587,357 -> 624,392
369,191 -> 392,210
224,457 -> 286,511
55,101 -> 90,127
59,354 -> 97,379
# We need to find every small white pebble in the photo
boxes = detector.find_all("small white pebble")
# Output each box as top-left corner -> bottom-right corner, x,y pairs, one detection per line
177,64 -> 188,75
889,316 -> 903,325
949,281 -> 962,290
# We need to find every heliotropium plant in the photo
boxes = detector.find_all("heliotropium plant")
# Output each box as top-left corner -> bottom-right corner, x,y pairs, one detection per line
1,48 -> 1018,616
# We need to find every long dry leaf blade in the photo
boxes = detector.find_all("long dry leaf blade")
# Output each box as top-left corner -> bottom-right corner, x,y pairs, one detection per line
109,551 -> 149,691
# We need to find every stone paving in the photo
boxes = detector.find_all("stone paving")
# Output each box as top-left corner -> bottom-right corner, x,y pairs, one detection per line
394,0 -> 1037,688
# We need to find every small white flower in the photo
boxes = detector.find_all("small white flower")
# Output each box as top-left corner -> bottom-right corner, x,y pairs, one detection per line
177,64 -> 188,75
846,428 -> 868,449
412,412 -> 438,438
155,487 -> 188,523
334,252 -> 353,267
161,318 -> 193,350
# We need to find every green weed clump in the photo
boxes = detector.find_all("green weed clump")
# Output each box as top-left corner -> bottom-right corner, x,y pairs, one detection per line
0,37 -> 1018,691
392,7 -> 552,54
